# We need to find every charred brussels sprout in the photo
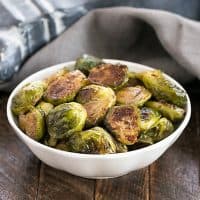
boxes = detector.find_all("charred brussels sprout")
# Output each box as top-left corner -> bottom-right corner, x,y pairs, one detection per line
36,101 -> 54,116
67,127 -> 116,154
46,102 -> 87,139
12,54 -> 187,154
88,63 -> 128,89
137,70 -> 187,107
75,54 -> 103,75
76,84 -> 116,127
139,107 -> 161,131
105,105 -> 140,145
44,70 -> 87,105
19,108 -> 45,141
116,86 -> 151,107
145,101 -> 185,122
12,81 -> 47,115
138,117 -> 174,144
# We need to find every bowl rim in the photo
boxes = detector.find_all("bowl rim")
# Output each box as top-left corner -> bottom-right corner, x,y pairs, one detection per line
7,59 -> 191,159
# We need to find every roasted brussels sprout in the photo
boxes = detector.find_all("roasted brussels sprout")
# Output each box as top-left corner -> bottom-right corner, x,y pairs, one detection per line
145,101 -> 185,122
46,102 -> 87,139
44,70 -> 87,105
105,105 -> 140,145
67,127 -> 116,154
137,70 -> 187,107
116,86 -> 152,107
12,54 -> 187,154
12,81 -> 47,115
19,108 -> 45,141
36,101 -> 54,116
75,54 -> 103,75
139,107 -> 161,131
138,117 -> 174,144
88,63 -> 128,89
76,84 -> 116,127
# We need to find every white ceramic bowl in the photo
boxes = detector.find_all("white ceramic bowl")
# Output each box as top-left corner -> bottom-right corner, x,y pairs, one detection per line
7,59 -> 191,179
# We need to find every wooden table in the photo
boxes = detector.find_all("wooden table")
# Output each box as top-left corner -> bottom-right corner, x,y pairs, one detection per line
0,81 -> 200,200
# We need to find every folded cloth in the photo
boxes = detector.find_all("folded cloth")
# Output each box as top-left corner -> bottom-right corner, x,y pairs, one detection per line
2,7 -> 200,91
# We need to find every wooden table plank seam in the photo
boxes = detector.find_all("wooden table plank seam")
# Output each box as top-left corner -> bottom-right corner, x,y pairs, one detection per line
35,161 -> 42,200
148,167 -> 150,200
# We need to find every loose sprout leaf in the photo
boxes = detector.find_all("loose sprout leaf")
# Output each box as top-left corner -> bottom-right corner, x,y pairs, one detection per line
116,86 -> 152,107
145,101 -> 185,122
43,134 -> 58,147
115,141 -> 128,153
47,137 -> 58,147
55,140 -> 70,151
105,105 -> 140,145
75,54 -> 103,75
125,72 -> 144,87
88,63 -> 128,89
137,70 -> 187,107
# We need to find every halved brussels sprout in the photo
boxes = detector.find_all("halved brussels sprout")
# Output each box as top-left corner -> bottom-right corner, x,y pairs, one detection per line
116,86 -> 152,107
44,70 -> 87,105
19,108 -> 45,141
67,127 -> 116,154
75,54 -> 103,75
12,81 -> 47,115
46,102 -> 87,139
138,117 -> 174,144
105,105 -> 140,145
36,101 -> 54,116
139,107 -> 161,131
145,101 -> 185,122
137,70 -> 187,107
88,63 -> 128,89
76,84 -> 116,127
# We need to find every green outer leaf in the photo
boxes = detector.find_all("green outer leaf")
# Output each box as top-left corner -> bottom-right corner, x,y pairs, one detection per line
46,102 -> 87,139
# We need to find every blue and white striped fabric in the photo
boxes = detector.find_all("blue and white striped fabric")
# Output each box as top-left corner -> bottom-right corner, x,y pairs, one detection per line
0,0 -> 199,83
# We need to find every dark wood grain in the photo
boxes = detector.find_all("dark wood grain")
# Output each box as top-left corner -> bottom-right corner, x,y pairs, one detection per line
37,164 -> 95,200
95,169 -> 149,200
0,95 -> 40,200
149,99 -> 200,200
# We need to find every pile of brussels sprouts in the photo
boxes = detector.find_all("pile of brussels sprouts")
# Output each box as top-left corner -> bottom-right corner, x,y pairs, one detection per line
11,55 -> 187,154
